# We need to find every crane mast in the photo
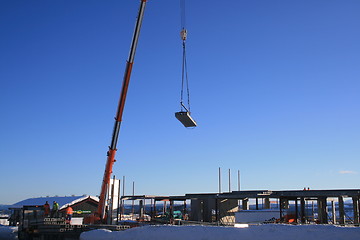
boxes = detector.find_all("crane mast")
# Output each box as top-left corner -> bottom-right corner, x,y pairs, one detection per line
97,0 -> 147,221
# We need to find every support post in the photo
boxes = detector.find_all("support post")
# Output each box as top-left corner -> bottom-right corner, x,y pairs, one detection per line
153,199 -> 157,220
116,179 -> 121,224
228,169 -> 231,192
280,198 -> 289,223
143,198 -> 146,219
317,197 -> 328,224
352,196 -> 359,225
279,197 -> 284,222
218,167 -> 221,194
242,198 -> 249,210
331,200 -> 336,224
139,199 -> 144,221
295,199 -> 299,224
150,198 -> 153,220
264,198 -> 271,209
300,197 -> 306,223
121,176 -> 125,219
201,200 -> 205,222
132,181 -> 135,217
163,201 -> 167,216
108,175 -> 116,224
215,198 -> 219,223
338,196 -> 345,225
170,200 -> 174,224
184,200 -> 187,220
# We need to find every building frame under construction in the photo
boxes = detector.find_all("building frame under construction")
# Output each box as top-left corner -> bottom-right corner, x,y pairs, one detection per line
121,189 -> 360,225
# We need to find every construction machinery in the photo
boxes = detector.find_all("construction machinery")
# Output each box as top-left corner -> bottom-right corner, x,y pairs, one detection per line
96,0 -> 196,221
96,0 -> 147,222
16,205 -> 129,240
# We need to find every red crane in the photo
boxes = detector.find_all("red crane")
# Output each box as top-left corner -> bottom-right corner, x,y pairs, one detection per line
97,0 -> 147,221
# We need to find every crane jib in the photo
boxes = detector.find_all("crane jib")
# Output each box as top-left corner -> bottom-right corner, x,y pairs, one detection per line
97,0 -> 147,222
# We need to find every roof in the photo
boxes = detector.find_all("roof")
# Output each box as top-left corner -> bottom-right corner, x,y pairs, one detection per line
11,195 -> 99,209
59,196 -> 99,210
121,195 -> 169,201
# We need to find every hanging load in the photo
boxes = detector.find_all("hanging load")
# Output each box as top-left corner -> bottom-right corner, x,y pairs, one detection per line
175,112 -> 196,128
175,0 -> 197,128
175,106 -> 196,128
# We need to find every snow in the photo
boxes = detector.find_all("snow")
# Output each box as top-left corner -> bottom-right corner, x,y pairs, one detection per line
0,215 -> 9,226
10,195 -> 98,210
0,226 -> 17,240
58,196 -> 99,210
80,224 -> 360,240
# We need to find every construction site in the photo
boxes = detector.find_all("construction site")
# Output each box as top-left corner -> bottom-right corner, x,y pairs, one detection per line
6,188 -> 360,239
2,0 -> 360,239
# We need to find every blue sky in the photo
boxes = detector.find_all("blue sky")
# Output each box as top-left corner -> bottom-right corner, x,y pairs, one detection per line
1,0 -> 359,204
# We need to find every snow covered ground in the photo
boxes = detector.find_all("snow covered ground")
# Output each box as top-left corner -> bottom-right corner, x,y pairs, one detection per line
0,217 -> 9,226
2,224 -> 359,240
80,224 -> 360,240
0,225 -> 17,240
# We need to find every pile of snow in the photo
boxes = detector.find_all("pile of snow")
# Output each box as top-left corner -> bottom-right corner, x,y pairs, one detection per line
0,215 -> 9,226
0,226 -> 17,240
80,224 -> 360,240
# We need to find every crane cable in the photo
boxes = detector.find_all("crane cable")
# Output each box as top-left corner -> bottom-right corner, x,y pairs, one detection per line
180,0 -> 191,113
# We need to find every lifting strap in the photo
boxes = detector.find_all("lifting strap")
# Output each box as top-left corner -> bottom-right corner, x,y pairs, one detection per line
175,0 -> 197,128
179,0 -> 191,113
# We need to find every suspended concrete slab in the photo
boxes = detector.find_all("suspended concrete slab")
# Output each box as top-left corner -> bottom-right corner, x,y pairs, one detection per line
175,111 -> 197,128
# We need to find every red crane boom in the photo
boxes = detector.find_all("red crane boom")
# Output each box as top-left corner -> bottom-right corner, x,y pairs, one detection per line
97,0 -> 147,221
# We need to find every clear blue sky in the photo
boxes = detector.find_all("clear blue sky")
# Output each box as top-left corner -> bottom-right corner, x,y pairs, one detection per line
1,0 -> 359,204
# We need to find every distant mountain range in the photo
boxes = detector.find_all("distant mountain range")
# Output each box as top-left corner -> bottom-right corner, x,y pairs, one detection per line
0,205 -> 11,215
